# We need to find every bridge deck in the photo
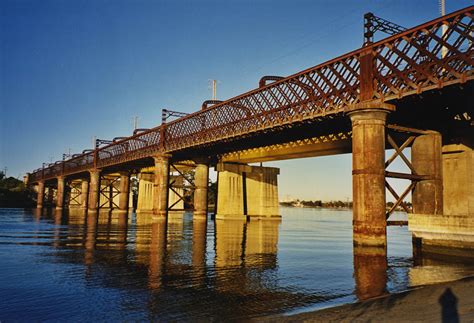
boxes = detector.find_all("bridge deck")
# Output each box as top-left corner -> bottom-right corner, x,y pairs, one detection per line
30,6 -> 473,183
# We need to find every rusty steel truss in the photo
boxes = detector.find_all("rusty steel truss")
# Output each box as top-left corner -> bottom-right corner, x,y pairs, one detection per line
29,7 -> 473,183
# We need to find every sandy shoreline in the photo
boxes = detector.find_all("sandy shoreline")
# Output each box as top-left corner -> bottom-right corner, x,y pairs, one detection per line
261,275 -> 474,322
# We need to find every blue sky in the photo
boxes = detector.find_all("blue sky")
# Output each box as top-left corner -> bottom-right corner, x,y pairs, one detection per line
1,0 -> 471,200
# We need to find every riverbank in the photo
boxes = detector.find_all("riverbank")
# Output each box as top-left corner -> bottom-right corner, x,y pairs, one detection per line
270,275 -> 474,322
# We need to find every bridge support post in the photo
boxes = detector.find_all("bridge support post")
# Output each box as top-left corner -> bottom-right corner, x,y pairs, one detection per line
137,170 -> 154,214
88,169 -> 101,211
347,101 -> 395,248
215,163 -> 280,220
412,131 -> 443,215
153,154 -> 170,218
246,166 -> 280,218
216,163 -> 246,220
409,144 -> 474,255
194,161 -> 209,219
36,181 -> 45,209
118,172 -> 130,213
81,179 -> 89,209
56,176 -> 65,210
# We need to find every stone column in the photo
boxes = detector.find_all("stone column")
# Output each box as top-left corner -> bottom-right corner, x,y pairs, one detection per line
56,176 -> 65,209
36,181 -> 45,209
118,171 -> 130,213
153,154 -> 170,218
81,179 -> 89,209
88,169 -> 101,211
412,131 -> 443,215
194,162 -> 209,219
347,101 -> 395,248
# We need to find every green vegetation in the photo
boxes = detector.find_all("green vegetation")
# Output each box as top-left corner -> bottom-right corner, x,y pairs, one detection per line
0,172 -> 36,208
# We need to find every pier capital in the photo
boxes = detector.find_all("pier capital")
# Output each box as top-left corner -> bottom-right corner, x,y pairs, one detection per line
346,100 -> 395,123
153,153 -> 171,164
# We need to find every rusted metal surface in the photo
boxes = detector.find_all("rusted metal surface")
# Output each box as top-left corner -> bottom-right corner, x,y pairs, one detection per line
29,7 -> 474,183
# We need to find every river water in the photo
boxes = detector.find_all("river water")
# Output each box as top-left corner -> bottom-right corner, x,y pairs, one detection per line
1,207 -> 474,320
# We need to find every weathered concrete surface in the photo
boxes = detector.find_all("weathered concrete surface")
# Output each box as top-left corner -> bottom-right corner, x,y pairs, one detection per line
409,144 -> 474,253
267,276 -> 474,322
246,166 -> 280,218
36,181 -> 45,209
153,154 -> 170,218
409,214 -> 474,252
347,101 -> 395,248
442,144 -> 474,217
215,163 -> 247,220
194,162 -> 209,219
81,179 -> 89,209
56,176 -> 65,209
215,163 -> 280,219
137,171 -> 154,213
118,172 -> 130,213
412,131 -> 443,215
88,169 -> 100,211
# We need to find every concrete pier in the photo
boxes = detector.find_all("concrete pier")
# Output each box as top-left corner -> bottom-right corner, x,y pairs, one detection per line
246,167 -> 280,218
194,162 -> 209,219
56,176 -> 65,209
137,171 -> 154,213
347,101 -> 395,248
36,181 -> 45,209
81,180 -> 89,209
215,163 -> 247,220
409,144 -> 474,254
411,131 -> 443,215
215,163 -> 280,220
118,172 -> 130,213
153,154 -> 170,218
88,169 -> 101,211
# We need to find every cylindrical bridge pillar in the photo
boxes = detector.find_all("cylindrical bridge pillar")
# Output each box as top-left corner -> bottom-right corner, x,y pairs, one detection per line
347,101 -> 395,248
36,181 -> 45,209
412,131 -> 443,215
118,171 -> 130,213
88,169 -> 101,211
56,176 -> 65,209
194,162 -> 209,219
153,154 -> 170,218
81,179 -> 89,209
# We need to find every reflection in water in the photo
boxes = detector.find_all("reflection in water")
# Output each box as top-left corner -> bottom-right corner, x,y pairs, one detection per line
353,246 -> 388,300
149,219 -> 167,290
2,208 -> 474,321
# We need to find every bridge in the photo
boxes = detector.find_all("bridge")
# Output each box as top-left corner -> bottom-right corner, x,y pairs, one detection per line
28,7 -> 473,253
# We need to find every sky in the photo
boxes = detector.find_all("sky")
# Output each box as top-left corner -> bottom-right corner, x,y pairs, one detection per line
1,0 -> 471,200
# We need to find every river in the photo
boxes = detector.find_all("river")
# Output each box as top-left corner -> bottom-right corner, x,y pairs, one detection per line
1,207 -> 474,320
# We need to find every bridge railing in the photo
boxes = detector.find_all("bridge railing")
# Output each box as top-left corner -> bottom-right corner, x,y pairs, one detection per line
96,126 -> 161,168
163,6 -> 472,151
63,152 -> 94,174
372,6 -> 473,101
28,6 -> 473,183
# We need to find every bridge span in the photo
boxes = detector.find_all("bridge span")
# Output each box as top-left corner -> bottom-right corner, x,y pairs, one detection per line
28,7 -> 473,254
